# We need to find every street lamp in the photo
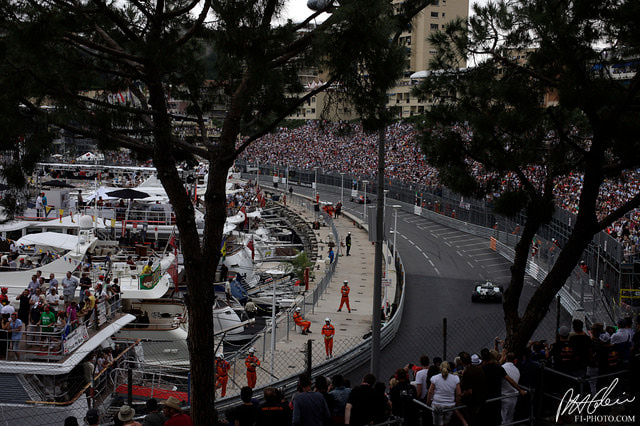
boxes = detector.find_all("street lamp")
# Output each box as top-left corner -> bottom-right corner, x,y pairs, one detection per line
340,172 -> 345,205
392,205 -> 400,267
314,167 -> 319,201
362,180 -> 369,220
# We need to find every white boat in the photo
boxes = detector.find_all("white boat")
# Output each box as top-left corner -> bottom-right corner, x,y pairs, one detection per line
1,216 -> 98,301
0,309 -> 136,425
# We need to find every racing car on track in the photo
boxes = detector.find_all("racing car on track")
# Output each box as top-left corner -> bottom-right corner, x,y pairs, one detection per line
352,195 -> 371,204
471,281 -> 504,303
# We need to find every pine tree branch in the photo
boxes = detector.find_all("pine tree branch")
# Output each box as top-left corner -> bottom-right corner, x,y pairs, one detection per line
174,0 -> 212,48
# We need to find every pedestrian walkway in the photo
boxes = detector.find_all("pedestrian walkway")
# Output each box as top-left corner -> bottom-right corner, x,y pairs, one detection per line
218,187 -> 397,397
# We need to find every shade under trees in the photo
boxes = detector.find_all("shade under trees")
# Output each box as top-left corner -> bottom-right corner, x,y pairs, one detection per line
414,0 -> 640,355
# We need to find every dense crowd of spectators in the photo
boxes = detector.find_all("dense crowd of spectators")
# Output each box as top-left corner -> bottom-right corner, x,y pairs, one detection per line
239,120 -> 640,256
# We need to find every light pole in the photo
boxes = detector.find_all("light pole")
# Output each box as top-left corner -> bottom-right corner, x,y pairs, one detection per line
362,180 -> 369,220
384,189 -> 389,208
392,205 -> 400,267
314,167 -> 319,201
256,160 -> 259,187
340,172 -> 345,205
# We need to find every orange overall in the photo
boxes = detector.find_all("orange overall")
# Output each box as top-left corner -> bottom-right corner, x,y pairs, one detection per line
215,358 -> 230,396
338,284 -> 351,312
293,311 -> 311,333
245,354 -> 260,388
321,323 -> 335,357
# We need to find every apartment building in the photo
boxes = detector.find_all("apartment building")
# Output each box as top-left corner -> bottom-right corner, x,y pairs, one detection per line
290,0 -> 470,120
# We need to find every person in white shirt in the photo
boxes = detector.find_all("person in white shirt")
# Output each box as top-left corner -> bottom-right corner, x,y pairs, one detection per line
414,355 -> 431,401
501,352 -> 521,424
427,361 -> 464,426
46,288 -> 61,312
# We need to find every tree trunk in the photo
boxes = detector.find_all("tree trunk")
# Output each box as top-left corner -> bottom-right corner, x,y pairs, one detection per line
503,211 -> 541,354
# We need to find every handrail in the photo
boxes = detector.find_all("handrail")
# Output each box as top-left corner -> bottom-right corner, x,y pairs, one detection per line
24,337 -> 141,406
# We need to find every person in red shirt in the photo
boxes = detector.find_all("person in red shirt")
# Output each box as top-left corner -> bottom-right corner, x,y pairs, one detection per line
321,318 -> 335,359
215,352 -> 230,397
162,397 -> 193,426
245,347 -> 260,388
293,307 -> 311,334
338,281 -> 351,313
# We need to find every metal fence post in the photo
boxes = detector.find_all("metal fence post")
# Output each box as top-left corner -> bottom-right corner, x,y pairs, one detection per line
442,317 -> 447,361
127,367 -> 133,406
306,339 -> 313,380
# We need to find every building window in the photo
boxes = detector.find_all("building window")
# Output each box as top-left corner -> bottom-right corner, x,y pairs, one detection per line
430,24 -> 439,30
431,11 -> 438,18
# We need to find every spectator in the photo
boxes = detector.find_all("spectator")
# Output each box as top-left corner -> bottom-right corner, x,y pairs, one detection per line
292,374 -> 330,426
143,398 -> 166,426
328,374 -> 350,425
118,405 -> 142,426
569,319 -> 592,378
315,375 -> 335,415
162,396 -> 193,426
427,361 -> 464,426
85,408 -> 100,426
256,387 -> 292,426
500,353 -> 520,425
234,386 -> 258,426
389,368 -> 418,426
459,352 -> 485,426
345,373 -> 376,426
414,355 -> 431,401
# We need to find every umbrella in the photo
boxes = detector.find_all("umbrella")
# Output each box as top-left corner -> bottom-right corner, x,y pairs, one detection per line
42,179 -> 75,188
106,188 -> 150,200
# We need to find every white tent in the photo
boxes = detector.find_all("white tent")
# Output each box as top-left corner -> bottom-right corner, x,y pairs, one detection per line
75,152 -> 105,162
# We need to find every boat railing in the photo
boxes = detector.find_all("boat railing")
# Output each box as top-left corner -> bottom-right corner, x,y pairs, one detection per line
22,337 -> 141,407
2,299 -> 126,362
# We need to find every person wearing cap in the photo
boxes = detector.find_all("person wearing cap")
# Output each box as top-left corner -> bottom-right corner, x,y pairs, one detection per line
162,396 -> 193,426
216,352 -> 231,397
118,404 -> 142,425
345,232 -> 352,256
293,307 -> 311,334
321,318 -> 335,359
338,281 -> 351,313
84,408 -> 100,426
0,287 -> 9,306
459,352 -> 486,426
245,347 -> 261,389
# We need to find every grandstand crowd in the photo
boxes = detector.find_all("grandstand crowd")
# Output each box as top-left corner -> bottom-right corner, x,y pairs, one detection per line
239,120 -> 640,258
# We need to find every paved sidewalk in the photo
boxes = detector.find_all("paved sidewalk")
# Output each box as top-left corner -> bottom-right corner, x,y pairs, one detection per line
220,188 -> 396,395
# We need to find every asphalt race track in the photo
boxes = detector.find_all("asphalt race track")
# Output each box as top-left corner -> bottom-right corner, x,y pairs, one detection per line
260,180 -> 569,384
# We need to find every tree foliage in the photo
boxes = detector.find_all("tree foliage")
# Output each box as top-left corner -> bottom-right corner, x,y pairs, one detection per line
414,0 -> 640,354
